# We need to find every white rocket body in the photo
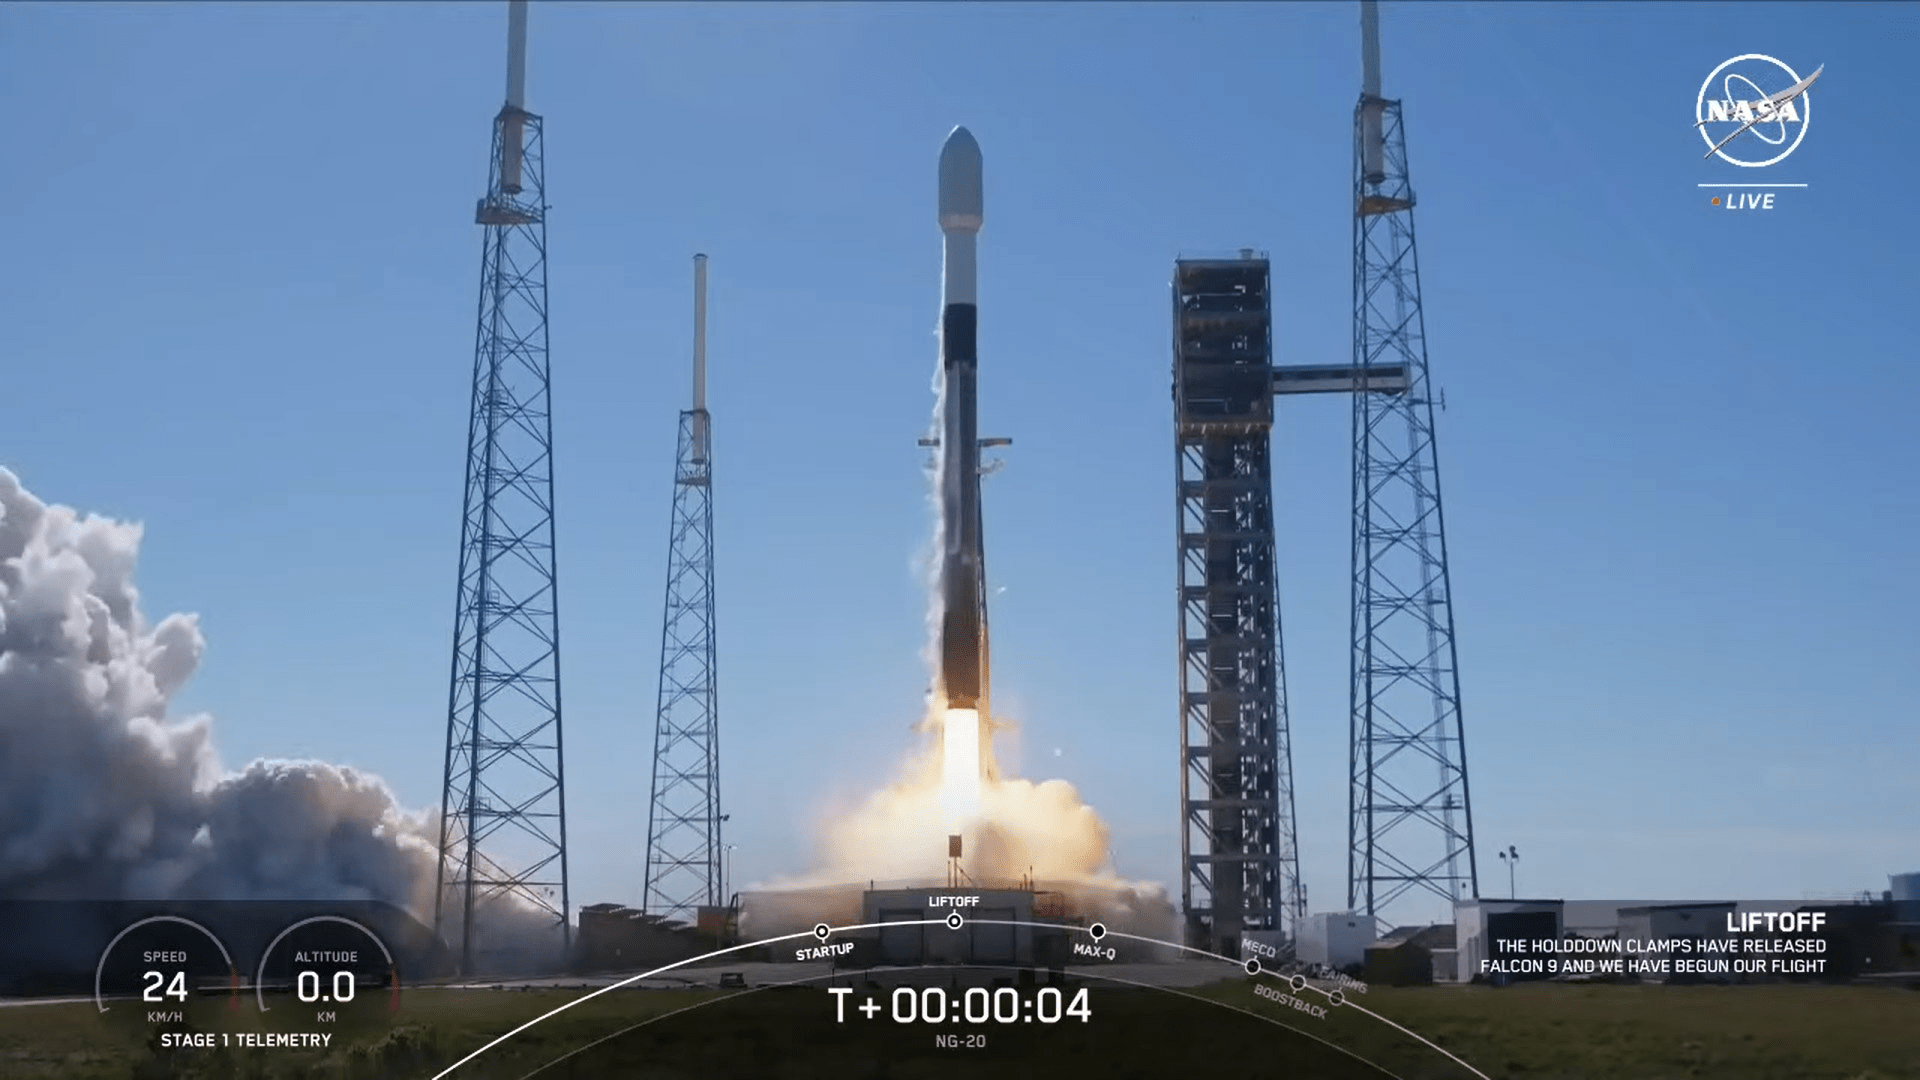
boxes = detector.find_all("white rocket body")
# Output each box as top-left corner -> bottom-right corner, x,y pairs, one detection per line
936,128 -> 986,714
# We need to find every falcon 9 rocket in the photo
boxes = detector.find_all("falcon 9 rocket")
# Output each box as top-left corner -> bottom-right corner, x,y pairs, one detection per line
935,126 -> 989,815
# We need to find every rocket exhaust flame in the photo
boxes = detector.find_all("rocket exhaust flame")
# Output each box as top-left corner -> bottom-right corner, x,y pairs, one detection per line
939,707 -> 982,827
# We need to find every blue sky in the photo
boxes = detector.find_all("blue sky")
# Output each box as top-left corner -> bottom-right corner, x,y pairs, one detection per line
3,1 -> 1914,924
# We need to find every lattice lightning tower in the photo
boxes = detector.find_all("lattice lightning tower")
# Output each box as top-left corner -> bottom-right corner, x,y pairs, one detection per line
435,0 -> 571,974
1347,0 -> 1478,922
643,255 -> 723,922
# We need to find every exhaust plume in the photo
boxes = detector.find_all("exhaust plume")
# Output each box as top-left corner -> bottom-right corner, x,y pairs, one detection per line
0,468 -> 551,968
749,713 -> 1175,942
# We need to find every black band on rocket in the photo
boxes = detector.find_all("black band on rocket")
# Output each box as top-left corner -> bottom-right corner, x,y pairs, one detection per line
942,304 -> 978,363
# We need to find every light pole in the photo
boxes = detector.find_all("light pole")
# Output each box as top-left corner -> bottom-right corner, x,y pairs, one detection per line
724,844 -> 738,907
1496,845 -> 1519,899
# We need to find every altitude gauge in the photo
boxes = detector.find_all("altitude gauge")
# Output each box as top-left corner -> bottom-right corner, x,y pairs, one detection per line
254,915 -> 398,1036
94,915 -> 240,1038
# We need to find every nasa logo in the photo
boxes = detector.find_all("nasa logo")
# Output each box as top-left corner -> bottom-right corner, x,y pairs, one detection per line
1695,54 -> 1822,168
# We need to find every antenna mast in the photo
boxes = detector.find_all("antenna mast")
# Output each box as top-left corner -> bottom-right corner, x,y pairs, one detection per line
1359,0 -> 1386,183
693,254 -> 710,462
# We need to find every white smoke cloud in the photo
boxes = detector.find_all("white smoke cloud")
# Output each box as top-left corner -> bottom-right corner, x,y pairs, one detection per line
757,723 -> 1175,940
918,354 -> 949,683
0,467 -> 549,962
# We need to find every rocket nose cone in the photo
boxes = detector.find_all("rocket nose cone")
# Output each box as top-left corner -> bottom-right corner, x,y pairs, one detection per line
942,126 -> 980,160
939,126 -> 983,231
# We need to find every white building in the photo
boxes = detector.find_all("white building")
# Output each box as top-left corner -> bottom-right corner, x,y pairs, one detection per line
1453,898 -> 1564,983
1296,912 -> 1377,971
1616,903 -> 1734,982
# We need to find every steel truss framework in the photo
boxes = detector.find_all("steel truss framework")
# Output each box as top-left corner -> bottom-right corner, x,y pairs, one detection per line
1173,257 -> 1304,958
437,104 -> 571,974
644,408 -> 721,922
1348,95 -> 1478,920
1170,93 -> 1479,948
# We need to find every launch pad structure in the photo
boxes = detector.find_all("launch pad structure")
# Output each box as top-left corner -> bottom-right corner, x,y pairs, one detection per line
1172,250 -> 1301,959
418,0 -> 1469,971
1174,0 -> 1476,959
436,0 -> 573,975
643,255 -> 725,925
1346,6 -> 1478,924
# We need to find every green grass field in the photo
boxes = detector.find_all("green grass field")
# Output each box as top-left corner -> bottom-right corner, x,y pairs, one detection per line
1,980 -> 1914,1079
1262,982 -> 1920,1080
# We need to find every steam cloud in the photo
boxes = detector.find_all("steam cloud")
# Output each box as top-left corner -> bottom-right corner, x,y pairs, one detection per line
0,468 -> 547,964
758,714 -> 1175,939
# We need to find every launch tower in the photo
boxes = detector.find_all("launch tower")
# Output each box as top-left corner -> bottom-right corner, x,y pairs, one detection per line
436,0 -> 571,973
1347,0 -> 1478,920
1172,250 -> 1303,957
643,256 -> 724,922
1172,1 -> 1477,953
